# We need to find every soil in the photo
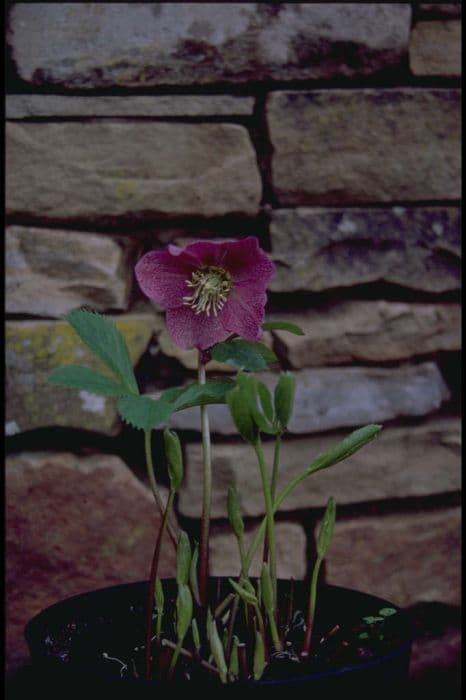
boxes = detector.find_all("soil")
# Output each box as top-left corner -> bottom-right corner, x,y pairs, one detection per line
26,580 -> 412,688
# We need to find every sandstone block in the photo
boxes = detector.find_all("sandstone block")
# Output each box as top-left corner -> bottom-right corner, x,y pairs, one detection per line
168,362 -> 450,435
6,451 -> 176,672
209,522 -> 306,579
269,207 -> 461,293
6,122 -> 261,221
323,507 -> 461,607
269,302 -> 461,367
410,20 -> 461,76
7,3 -> 411,87
6,225 -> 136,317
5,94 -> 254,118
267,90 -> 461,204
178,417 -> 460,518
5,315 -> 155,434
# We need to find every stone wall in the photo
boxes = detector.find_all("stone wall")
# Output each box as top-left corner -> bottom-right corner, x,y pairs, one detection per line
5,3 -> 461,692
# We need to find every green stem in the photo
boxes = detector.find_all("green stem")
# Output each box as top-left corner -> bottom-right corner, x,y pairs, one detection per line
145,489 -> 175,680
263,434 -> 282,562
246,465 -> 318,571
144,430 -> 177,547
254,438 -> 277,606
198,355 -> 212,606
167,639 -> 183,681
270,433 -> 282,501
302,556 -> 323,655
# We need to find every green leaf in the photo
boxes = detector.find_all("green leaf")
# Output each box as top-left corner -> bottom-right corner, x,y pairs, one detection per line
274,371 -> 296,431
305,424 -> 383,477
48,365 -> 128,396
262,320 -> 305,336
171,379 -> 235,411
117,394 -> 174,431
117,380 -> 235,431
363,615 -> 385,625
228,578 -> 258,605
65,309 -> 139,394
378,607 -> 397,617
211,339 -> 277,371
316,497 -> 336,559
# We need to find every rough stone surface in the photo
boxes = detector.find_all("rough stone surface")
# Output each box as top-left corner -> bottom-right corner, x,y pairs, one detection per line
267,90 -> 461,204
323,507 -> 461,607
5,314 -> 155,435
5,451 -> 176,673
178,417 -> 460,518
7,3 -> 411,87
410,21 -> 461,76
168,362 -> 450,436
209,522 -> 306,579
269,207 -> 461,293
5,94 -> 254,118
270,302 -> 461,367
5,122 -> 261,221
6,225 -> 137,317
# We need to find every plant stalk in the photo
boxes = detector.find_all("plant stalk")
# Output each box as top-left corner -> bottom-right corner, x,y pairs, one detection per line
302,555 -> 323,655
198,355 -> 212,606
254,438 -> 277,605
144,489 -> 175,680
144,430 -> 177,547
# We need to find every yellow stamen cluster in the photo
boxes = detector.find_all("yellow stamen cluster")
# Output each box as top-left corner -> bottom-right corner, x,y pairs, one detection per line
183,265 -> 232,317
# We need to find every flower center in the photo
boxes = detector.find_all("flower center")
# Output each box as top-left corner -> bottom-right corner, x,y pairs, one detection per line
183,265 -> 232,317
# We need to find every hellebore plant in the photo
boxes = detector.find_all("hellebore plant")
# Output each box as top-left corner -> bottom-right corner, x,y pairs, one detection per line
48,236 -> 383,685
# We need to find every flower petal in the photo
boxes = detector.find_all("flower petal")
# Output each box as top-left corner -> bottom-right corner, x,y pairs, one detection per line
135,250 -> 197,309
221,237 -> 276,284
166,305 -> 231,350
220,286 -> 268,342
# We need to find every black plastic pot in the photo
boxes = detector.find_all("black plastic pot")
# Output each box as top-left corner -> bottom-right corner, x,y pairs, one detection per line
24,578 -> 413,698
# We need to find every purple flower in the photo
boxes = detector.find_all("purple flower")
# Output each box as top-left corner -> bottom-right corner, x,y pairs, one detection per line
135,237 -> 276,351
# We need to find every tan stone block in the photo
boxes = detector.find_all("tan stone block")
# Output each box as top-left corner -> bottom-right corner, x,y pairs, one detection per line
6,122 -> 261,220
209,522 -> 307,579
6,225 -> 137,317
270,302 -> 461,367
178,418 -> 460,518
6,451 -> 177,672
7,3 -> 411,87
323,507 -> 461,607
267,90 -> 461,204
269,207 -> 461,293
410,21 -> 461,76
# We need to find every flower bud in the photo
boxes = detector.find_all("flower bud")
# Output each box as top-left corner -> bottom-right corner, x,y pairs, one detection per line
274,372 -> 296,432
176,583 -> 193,642
227,484 -> 244,539
164,428 -> 183,491
176,530 -> 192,586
